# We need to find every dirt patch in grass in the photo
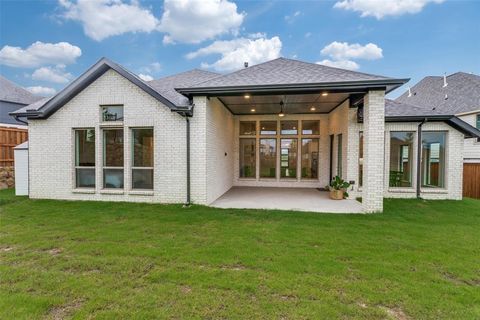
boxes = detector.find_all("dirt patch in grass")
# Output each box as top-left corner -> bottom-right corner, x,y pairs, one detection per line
180,285 -> 192,294
46,248 -> 63,256
380,306 -> 409,320
443,271 -> 480,287
48,300 -> 83,320
220,264 -> 247,271
1,246 -> 14,252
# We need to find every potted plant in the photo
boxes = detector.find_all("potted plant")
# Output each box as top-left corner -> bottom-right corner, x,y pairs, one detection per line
328,176 -> 351,200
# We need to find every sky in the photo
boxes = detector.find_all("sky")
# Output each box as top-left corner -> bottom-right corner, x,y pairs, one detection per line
0,0 -> 479,98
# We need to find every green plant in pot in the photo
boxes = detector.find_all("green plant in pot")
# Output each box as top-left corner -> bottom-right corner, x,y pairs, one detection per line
329,176 -> 351,200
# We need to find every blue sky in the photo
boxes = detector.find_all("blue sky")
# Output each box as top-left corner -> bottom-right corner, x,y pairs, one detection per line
0,0 -> 479,98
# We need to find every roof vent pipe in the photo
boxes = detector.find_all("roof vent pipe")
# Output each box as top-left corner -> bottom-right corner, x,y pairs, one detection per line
244,62 -> 249,68
407,87 -> 412,97
443,73 -> 448,87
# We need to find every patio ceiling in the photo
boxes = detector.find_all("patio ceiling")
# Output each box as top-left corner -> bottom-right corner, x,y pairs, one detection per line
217,92 -> 354,115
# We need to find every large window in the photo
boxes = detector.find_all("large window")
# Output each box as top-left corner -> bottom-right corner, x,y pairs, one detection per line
103,129 -> 124,189
337,134 -> 343,177
389,132 -> 414,187
302,120 -> 319,135
301,138 -> 319,179
421,132 -> 446,188
240,121 -> 256,135
132,128 -> 153,190
239,138 -> 256,178
477,114 -> 480,142
359,132 -> 363,187
280,139 -> 297,178
260,121 -> 277,135
75,129 -> 95,188
280,121 -> 298,135
260,139 -> 276,178
101,105 -> 123,122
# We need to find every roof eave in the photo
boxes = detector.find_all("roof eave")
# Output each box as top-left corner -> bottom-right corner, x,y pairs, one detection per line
176,78 -> 409,96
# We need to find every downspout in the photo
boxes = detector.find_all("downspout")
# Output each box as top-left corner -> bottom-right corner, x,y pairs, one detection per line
185,115 -> 191,206
416,118 -> 427,198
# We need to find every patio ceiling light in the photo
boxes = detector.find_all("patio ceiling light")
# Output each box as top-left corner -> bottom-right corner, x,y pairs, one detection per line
244,94 -> 251,99
279,100 -> 285,117
310,106 -> 316,111
322,92 -> 328,96
250,108 -> 256,112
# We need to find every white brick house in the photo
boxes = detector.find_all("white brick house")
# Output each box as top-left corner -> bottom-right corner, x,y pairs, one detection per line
11,58 -> 480,213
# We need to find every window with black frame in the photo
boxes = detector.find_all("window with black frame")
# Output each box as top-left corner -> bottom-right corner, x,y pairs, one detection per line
75,129 -> 95,188
132,128 -> 154,190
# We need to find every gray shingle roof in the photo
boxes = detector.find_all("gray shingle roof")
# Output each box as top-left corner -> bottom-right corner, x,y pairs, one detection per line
385,99 -> 435,117
147,69 -> 220,106
0,75 -> 43,105
395,72 -> 480,115
182,57 -> 390,89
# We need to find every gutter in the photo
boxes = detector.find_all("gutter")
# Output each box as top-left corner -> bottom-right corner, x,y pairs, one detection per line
176,78 -> 410,96
13,115 -> 28,125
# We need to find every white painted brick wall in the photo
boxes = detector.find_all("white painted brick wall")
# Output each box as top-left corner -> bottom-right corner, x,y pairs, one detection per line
206,98 -> 234,204
28,69 -> 187,203
362,90 -> 385,213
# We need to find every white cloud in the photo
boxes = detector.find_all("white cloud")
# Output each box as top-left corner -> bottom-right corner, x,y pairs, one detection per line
318,41 -> 383,70
304,32 -> 312,38
334,0 -> 445,19
138,73 -> 154,81
26,86 -> 57,96
140,61 -> 162,74
59,0 -> 159,41
32,65 -> 73,83
316,59 -> 360,70
285,10 -> 301,23
186,36 -> 282,72
320,41 -> 383,60
0,41 -> 81,68
158,0 -> 245,44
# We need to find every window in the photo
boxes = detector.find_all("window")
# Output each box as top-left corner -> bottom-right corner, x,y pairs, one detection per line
359,132 -> 363,187
389,132 -> 414,187
103,129 -> 124,188
101,105 -> 123,122
301,138 -> 319,179
260,121 -> 277,135
477,114 -> 480,142
421,132 -> 446,188
260,139 -> 276,178
280,139 -> 297,178
281,121 -> 298,135
337,134 -> 343,177
75,129 -> 95,188
240,122 -> 256,135
239,139 -> 256,178
132,128 -> 153,189
302,120 -> 319,135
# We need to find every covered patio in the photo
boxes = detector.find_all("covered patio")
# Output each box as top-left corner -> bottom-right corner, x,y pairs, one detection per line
212,187 -> 363,213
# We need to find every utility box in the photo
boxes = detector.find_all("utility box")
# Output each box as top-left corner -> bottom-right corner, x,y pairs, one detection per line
14,141 -> 28,196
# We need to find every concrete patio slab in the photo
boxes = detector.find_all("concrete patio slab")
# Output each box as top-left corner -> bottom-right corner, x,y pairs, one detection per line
211,187 -> 363,213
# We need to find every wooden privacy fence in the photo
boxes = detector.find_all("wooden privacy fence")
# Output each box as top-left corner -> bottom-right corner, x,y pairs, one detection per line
463,163 -> 480,199
0,126 -> 28,167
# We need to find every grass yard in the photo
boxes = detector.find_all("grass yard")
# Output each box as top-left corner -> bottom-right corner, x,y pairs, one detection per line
1,189 -> 479,319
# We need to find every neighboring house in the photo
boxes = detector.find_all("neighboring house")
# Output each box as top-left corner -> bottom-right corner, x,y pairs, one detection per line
0,76 -> 41,170
11,57 -> 480,213
396,72 -> 480,163
0,75 -> 42,127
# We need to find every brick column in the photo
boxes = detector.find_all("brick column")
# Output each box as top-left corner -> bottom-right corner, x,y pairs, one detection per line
189,96 -> 208,204
362,90 -> 385,213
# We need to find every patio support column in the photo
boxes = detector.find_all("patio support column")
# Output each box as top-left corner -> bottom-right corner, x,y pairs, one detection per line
362,90 -> 385,213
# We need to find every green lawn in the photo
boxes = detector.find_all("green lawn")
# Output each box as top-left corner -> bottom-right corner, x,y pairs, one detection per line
1,189 -> 479,319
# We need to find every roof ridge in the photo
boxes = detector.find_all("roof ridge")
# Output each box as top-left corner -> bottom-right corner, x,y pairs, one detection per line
148,68 -> 221,83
